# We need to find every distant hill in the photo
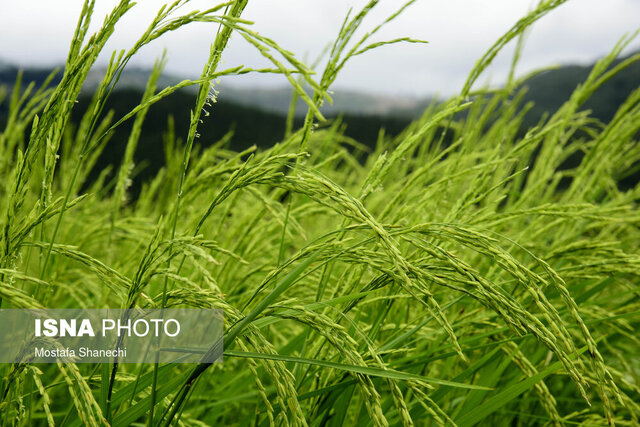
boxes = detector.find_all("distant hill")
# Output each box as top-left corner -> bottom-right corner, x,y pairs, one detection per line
0,65 -> 411,196
1,51 -> 638,122
215,86 -> 428,117
0,61 -> 428,118
1,52 -> 638,195
84,68 -> 429,117
0,64 -> 63,90
0,62 -> 413,149
517,52 -> 640,125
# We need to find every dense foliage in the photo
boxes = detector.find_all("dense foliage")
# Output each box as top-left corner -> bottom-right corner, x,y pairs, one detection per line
0,1 -> 638,426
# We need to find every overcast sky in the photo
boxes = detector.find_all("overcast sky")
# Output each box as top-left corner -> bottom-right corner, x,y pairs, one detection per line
1,0 -> 639,97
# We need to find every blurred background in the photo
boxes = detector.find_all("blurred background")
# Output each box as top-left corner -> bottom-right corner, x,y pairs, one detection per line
1,0 -> 639,189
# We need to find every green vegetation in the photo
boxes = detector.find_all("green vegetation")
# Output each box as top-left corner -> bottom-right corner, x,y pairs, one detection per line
0,0 -> 639,425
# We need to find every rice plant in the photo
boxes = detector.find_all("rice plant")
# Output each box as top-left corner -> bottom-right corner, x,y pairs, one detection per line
0,0 -> 639,425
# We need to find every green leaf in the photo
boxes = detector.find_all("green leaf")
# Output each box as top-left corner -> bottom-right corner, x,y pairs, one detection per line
455,345 -> 589,427
113,371 -> 189,427
225,350 -> 491,390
